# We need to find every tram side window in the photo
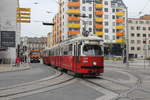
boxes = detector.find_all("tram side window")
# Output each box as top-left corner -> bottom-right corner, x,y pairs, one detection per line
68,44 -> 72,56
49,50 -> 51,56
51,50 -> 54,56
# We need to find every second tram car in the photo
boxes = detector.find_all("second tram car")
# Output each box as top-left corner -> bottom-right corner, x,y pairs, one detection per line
42,35 -> 104,76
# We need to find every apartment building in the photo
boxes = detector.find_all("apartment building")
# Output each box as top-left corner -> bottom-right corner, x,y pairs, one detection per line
128,15 -> 150,59
52,0 -> 127,55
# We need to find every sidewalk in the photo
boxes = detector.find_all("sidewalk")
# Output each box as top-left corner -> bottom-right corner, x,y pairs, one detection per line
0,63 -> 31,73
105,60 -> 150,70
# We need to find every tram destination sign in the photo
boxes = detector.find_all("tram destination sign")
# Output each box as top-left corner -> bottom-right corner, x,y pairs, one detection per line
1,31 -> 16,47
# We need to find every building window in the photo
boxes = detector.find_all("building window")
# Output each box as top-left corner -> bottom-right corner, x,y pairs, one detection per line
146,21 -> 149,24
82,6 -> 86,11
104,15 -> 109,19
82,0 -> 86,3
113,29 -> 115,33
104,1 -> 108,5
143,34 -> 146,37
131,26 -> 134,30
137,47 -> 141,51
89,21 -> 92,25
137,33 -> 140,37
89,7 -> 92,11
105,35 -> 109,40
113,22 -> 115,26
131,47 -> 135,50
105,28 -> 109,33
104,8 -> 108,12
89,14 -> 92,18
113,35 -> 115,40
137,40 -> 141,44
89,28 -> 92,32
128,20 -> 132,23
149,34 -> 150,37
139,21 -> 144,24
112,15 -> 115,19
148,27 -> 150,30
143,27 -> 146,30
131,40 -> 135,44
137,26 -> 140,30
131,33 -> 134,37
112,9 -> 115,12
105,22 -> 109,26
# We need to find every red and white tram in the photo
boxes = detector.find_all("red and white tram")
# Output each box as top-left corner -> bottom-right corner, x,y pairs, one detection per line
42,35 -> 104,76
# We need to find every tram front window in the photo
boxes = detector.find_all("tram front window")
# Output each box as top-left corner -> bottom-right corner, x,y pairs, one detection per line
83,44 -> 103,56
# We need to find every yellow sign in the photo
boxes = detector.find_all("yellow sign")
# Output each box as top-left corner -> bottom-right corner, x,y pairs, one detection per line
16,8 -> 31,12
16,20 -> 31,23
16,8 -> 31,23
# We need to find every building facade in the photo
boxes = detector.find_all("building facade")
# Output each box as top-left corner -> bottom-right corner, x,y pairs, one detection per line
51,0 -> 127,53
128,15 -> 150,59
21,37 -> 47,52
0,0 -> 20,64
47,33 -> 53,48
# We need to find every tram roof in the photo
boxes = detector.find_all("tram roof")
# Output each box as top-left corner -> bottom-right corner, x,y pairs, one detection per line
44,35 -> 103,51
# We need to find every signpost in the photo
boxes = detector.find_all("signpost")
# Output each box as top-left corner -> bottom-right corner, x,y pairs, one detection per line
1,31 -> 16,47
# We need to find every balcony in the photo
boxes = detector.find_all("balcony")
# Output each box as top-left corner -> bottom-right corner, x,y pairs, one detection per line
95,24 -> 103,29
68,16 -> 80,21
67,9 -> 80,14
68,31 -> 80,35
95,11 -> 104,15
116,18 -> 125,23
68,24 -> 80,28
116,39 -> 125,43
116,25 -> 125,29
95,4 -> 103,8
116,32 -> 124,36
95,18 -> 103,22
96,32 -> 104,36
68,2 -> 80,7
116,12 -> 125,16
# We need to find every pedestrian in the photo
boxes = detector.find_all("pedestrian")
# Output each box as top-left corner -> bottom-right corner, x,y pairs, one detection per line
15,57 -> 21,66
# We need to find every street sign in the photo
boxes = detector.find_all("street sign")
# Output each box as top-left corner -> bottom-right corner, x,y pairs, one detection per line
1,31 -> 16,47
16,8 -> 31,23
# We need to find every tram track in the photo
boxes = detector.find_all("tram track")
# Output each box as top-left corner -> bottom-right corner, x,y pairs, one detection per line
110,68 -> 145,100
81,67 -> 145,100
0,70 -> 62,91
0,72 -> 75,99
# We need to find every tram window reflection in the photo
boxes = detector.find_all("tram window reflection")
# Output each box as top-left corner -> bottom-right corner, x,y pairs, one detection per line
83,45 -> 102,56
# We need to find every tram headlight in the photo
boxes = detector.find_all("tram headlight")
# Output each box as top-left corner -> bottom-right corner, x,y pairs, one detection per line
93,62 -> 97,66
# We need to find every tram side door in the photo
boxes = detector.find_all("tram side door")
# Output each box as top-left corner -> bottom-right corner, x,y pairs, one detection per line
74,43 -> 80,72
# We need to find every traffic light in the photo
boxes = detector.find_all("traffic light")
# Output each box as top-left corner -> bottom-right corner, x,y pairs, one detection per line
23,46 -> 27,51
42,22 -> 54,26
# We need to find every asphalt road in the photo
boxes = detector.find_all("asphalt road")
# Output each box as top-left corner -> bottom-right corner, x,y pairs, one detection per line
13,81 -> 103,100
0,63 -> 56,88
1,62 -> 150,100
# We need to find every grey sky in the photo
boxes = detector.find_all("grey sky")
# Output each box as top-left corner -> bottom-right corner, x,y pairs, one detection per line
20,0 -> 150,37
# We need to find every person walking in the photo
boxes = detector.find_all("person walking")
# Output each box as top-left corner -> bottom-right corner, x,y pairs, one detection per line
15,57 -> 21,66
